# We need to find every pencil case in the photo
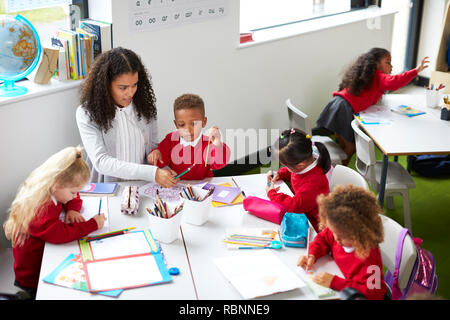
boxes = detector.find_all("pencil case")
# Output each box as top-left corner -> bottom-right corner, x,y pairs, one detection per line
243,196 -> 287,224
280,212 -> 309,248
121,185 -> 140,215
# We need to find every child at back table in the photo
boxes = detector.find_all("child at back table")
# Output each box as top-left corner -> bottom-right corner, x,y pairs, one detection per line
3,146 -> 106,299
317,47 -> 429,165
297,185 -> 387,300
266,128 -> 330,232
147,93 -> 230,180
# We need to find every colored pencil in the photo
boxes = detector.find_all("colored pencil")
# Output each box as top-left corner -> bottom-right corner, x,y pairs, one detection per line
86,227 -> 136,242
205,136 -> 212,167
175,164 -> 195,179
306,227 -> 311,272
98,198 -> 102,216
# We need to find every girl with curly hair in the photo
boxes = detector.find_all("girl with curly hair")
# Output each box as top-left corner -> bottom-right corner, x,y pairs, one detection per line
317,48 -> 429,165
76,47 -> 178,187
297,184 -> 387,300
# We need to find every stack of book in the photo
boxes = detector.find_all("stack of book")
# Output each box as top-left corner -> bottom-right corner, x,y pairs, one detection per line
52,19 -> 112,81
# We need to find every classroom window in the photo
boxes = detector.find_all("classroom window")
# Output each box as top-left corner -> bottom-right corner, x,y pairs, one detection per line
240,0 -> 380,33
0,0 -> 88,48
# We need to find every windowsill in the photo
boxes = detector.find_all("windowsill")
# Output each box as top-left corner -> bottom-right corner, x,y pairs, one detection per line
0,79 -> 82,107
238,7 -> 398,49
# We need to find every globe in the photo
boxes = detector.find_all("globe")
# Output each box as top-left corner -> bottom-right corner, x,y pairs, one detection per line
0,14 -> 41,97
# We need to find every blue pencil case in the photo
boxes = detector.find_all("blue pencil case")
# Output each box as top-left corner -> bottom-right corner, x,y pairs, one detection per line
280,212 -> 309,248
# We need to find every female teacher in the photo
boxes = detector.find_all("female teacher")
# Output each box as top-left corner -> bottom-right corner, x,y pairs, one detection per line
76,47 -> 178,188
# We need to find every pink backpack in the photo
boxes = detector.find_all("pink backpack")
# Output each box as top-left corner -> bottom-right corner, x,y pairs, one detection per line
385,228 -> 438,300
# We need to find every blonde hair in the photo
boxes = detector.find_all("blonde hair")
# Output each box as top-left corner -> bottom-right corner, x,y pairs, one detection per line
3,146 -> 90,247
316,185 -> 384,260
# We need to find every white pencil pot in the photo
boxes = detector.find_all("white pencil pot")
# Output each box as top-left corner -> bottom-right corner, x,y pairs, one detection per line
425,90 -> 443,109
147,203 -> 184,243
182,186 -> 212,226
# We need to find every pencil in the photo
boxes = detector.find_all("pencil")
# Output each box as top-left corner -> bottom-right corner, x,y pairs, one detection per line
205,136 -> 212,167
306,227 -> 311,272
175,164 -> 195,179
98,198 -> 102,216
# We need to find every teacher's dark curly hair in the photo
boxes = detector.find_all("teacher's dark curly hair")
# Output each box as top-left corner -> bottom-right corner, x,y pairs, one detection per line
79,47 -> 157,133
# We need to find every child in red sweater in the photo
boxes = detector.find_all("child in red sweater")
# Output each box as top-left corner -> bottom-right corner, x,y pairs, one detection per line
3,146 -> 106,299
297,185 -> 387,300
266,128 -> 330,231
147,93 -> 230,180
317,47 -> 429,165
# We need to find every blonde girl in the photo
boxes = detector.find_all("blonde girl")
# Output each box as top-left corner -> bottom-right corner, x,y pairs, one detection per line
3,146 -> 105,298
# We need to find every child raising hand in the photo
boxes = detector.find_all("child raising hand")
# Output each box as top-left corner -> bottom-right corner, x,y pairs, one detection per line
297,185 -> 387,300
3,146 -> 106,299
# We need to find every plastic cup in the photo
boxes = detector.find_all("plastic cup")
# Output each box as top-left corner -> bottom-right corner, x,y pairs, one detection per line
182,186 -> 212,226
426,90 -> 443,108
147,202 -> 184,243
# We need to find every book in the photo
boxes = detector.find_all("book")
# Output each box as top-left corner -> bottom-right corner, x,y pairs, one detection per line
79,19 -> 112,58
80,183 -> 118,196
390,105 -> 426,117
42,253 -> 122,297
78,229 -> 172,293
28,47 -> 59,84
56,29 -> 78,80
202,183 -> 241,204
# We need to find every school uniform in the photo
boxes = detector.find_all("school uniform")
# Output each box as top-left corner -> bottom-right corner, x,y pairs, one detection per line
76,102 -> 159,182
309,227 -> 388,300
267,160 -> 329,232
317,68 -> 418,143
13,194 -> 98,290
152,131 -> 230,180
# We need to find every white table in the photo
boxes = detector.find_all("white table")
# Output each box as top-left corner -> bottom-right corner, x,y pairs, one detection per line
37,175 -> 342,300
36,181 -> 197,300
181,174 -> 342,300
356,92 -> 450,205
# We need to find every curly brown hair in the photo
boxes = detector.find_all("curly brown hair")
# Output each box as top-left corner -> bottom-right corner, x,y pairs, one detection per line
79,47 -> 157,133
316,184 -> 384,260
338,48 -> 390,96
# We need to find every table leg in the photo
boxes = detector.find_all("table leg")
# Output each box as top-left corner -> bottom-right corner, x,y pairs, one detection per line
378,155 -> 388,207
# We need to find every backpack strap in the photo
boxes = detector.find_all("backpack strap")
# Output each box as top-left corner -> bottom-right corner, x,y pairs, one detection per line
391,228 -> 411,300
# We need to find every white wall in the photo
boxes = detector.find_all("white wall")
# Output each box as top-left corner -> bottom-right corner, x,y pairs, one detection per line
417,0 -> 448,78
0,2 -> 395,247
0,88 -> 81,247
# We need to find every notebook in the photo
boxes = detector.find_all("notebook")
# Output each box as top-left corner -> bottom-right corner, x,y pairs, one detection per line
201,183 -> 244,207
78,229 -> 172,293
390,105 -> 426,117
80,183 -> 118,196
203,183 -> 241,204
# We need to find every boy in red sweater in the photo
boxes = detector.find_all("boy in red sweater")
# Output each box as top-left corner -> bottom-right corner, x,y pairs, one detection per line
267,128 -> 330,231
297,185 -> 387,300
317,48 -> 429,165
148,93 -> 230,180
3,147 -> 106,299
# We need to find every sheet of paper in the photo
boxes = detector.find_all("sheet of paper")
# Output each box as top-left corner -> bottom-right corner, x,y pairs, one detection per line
85,254 -> 164,292
296,268 -> 336,299
358,104 -> 393,124
88,231 -> 155,260
139,182 -> 185,203
79,196 -> 109,235
214,250 -> 305,299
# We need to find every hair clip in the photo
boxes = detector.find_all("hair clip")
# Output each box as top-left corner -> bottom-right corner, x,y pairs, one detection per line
306,134 -> 311,139
290,128 -> 296,135
280,134 -> 285,139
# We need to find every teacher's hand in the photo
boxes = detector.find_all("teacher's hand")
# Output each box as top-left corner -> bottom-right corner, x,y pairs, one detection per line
155,168 -> 178,188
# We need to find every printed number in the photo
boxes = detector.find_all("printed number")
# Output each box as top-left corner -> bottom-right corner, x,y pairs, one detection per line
135,19 -> 143,26
148,17 -> 156,23
147,0 -> 152,4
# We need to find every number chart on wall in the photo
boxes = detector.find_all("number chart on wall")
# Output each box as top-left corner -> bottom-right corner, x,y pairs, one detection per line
129,0 -> 229,32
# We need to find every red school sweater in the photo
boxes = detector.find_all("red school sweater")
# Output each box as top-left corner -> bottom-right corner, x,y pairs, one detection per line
334,69 -> 418,113
153,131 -> 230,180
267,165 -> 329,231
13,194 -> 98,289
309,227 -> 387,300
